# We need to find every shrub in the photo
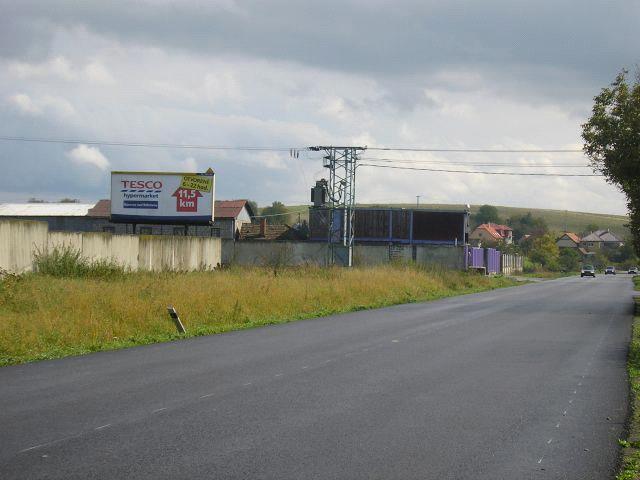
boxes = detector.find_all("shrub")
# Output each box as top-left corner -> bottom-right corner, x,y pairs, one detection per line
33,245 -> 125,279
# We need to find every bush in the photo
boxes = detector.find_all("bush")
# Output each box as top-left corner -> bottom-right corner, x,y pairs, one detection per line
34,245 -> 125,279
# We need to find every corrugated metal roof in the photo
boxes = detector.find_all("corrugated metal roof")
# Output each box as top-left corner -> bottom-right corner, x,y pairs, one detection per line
0,203 -> 94,217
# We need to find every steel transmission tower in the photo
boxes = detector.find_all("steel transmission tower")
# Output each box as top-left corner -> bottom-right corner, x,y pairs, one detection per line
308,146 -> 366,266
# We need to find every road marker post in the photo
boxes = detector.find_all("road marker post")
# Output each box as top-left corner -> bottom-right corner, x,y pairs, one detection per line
167,306 -> 186,334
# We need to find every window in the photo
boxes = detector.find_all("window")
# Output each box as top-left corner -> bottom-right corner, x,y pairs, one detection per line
102,226 -> 115,233
139,226 -> 152,235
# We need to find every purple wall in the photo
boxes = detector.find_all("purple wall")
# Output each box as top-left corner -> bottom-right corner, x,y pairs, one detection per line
486,248 -> 501,274
466,246 -> 485,269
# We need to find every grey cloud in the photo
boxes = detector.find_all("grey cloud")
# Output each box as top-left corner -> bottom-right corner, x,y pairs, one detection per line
3,1 -> 638,92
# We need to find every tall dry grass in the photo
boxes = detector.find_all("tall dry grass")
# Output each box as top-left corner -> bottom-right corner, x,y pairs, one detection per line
0,265 -> 514,365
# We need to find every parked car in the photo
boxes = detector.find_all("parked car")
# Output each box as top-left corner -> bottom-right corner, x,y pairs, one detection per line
629,267 -> 639,274
605,266 -> 616,275
581,265 -> 596,277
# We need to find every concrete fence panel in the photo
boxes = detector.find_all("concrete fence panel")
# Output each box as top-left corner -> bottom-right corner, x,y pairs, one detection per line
0,220 -> 48,274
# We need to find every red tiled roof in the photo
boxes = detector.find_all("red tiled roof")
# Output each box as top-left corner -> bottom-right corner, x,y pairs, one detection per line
214,200 -> 254,219
87,199 -> 111,218
562,232 -> 581,244
86,199 -> 254,220
474,223 -> 512,240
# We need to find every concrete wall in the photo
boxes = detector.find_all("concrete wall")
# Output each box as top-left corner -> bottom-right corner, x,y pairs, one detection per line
220,240 -> 467,270
0,219 -> 48,274
225,241 -> 330,267
415,245 -> 466,270
0,219 -> 221,274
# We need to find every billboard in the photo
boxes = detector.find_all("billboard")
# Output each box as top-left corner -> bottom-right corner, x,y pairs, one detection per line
110,171 -> 215,224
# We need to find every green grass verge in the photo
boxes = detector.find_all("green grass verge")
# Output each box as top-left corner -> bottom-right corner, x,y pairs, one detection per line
0,265 -> 517,367
616,277 -> 640,479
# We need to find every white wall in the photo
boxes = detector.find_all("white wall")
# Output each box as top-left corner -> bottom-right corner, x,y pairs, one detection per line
0,219 -> 221,274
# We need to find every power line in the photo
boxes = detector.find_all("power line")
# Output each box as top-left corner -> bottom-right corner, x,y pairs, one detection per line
360,158 -> 591,168
358,163 -> 603,177
0,136 -> 299,152
367,146 -> 583,153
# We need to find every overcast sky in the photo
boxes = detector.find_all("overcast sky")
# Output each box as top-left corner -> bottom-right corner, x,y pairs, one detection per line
1,0 -> 637,214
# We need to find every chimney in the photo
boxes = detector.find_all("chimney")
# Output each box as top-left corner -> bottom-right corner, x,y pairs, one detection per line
260,218 -> 267,237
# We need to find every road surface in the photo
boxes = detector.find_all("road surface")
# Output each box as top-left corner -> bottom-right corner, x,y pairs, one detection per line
0,275 -> 633,479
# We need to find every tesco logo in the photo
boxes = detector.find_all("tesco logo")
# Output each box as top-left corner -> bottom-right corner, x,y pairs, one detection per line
121,180 -> 163,189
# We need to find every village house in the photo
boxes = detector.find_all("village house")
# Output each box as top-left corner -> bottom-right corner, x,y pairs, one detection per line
468,223 -> 513,246
579,229 -> 623,252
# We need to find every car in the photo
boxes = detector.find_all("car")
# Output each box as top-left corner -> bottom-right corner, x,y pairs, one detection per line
581,265 -> 596,277
605,266 -> 616,275
629,267 -> 639,274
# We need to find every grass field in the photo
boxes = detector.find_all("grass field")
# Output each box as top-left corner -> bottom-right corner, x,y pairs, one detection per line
281,203 -> 629,237
0,266 -> 516,366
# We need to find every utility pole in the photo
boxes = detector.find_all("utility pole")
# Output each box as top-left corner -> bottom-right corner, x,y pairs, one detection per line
416,195 -> 421,208
308,146 -> 366,267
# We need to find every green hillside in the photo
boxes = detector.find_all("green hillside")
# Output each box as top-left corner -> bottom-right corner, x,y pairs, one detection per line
277,203 -> 629,238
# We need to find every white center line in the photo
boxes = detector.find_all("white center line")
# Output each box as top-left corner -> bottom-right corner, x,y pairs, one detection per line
19,444 -> 45,453
95,424 -> 111,430
200,393 -> 214,398
152,408 -> 167,414
392,339 -> 400,343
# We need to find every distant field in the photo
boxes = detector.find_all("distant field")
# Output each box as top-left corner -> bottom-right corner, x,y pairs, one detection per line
280,203 -> 629,237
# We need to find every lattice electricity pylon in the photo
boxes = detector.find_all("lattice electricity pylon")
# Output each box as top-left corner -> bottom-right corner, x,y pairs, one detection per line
308,146 -> 366,266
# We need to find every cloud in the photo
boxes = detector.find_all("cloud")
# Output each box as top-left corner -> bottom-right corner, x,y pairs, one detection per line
8,93 -> 42,115
67,145 -> 111,170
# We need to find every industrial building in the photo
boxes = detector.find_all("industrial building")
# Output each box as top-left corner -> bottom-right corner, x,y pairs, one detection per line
0,199 -> 255,240
309,207 -> 469,245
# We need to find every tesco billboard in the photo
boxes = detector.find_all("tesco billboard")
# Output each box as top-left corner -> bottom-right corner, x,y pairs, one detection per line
110,170 -> 215,224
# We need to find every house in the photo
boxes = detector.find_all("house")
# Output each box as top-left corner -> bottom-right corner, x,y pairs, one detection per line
556,232 -> 581,249
469,223 -> 513,246
0,199 -> 255,240
579,229 -> 623,252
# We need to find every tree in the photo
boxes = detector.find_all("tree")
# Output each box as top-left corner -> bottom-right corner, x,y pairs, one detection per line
583,223 -> 599,235
529,234 -> 560,271
260,201 -> 290,225
559,248 -> 581,272
58,198 -> 79,203
473,204 -> 501,226
507,212 -> 548,240
582,70 -> 640,254
246,200 -> 259,218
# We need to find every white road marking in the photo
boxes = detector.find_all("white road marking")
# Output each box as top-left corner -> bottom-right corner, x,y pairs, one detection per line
563,410 -> 567,416
200,393 -> 214,398
301,365 -> 309,369
95,424 -> 111,430
569,399 -> 573,404
19,444 -> 44,453
274,373 -> 283,377
392,339 -> 400,343
556,423 -> 560,428
242,382 -> 252,386
537,456 -> 544,464
152,408 -> 167,414
547,438 -> 553,444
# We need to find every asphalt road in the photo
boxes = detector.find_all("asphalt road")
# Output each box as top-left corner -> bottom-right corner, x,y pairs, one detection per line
0,274 -> 634,479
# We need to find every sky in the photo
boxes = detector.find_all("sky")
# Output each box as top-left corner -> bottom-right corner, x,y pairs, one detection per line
0,0 -> 637,214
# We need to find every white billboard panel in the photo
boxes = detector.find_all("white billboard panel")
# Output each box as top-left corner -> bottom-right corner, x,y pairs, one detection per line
110,171 -> 215,224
